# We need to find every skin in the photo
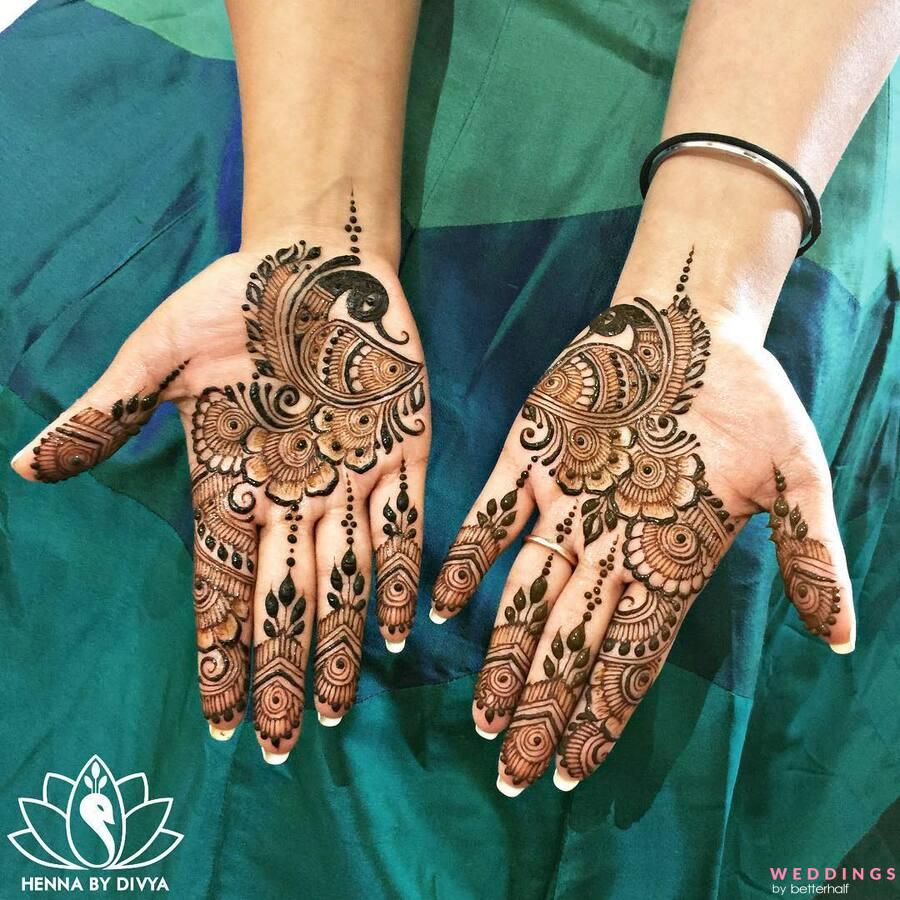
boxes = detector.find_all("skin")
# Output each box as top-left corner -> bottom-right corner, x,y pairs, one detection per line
11,0 -> 426,764
432,0 -> 900,795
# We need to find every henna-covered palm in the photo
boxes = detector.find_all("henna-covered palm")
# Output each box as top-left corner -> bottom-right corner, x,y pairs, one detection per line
432,250 -> 854,795
12,202 -> 430,762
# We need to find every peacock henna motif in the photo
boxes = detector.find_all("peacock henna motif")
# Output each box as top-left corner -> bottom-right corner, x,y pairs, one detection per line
769,468 -> 841,637
433,466 -> 531,614
500,551 -> 615,786
376,460 -> 420,638
29,364 -> 187,483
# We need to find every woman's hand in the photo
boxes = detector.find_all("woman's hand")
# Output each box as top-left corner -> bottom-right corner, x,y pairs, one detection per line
431,249 -> 853,795
11,221 -> 430,762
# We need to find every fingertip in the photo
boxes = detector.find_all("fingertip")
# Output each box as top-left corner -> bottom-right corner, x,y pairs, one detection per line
553,768 -> 579,792
429,607 -> 449,625
261,748 -> 290,765
385,637 -> 406,654
475,725 -> 500,741
317,712 -> 343,727
496,775 -> 524,798
209,724 -> 236,742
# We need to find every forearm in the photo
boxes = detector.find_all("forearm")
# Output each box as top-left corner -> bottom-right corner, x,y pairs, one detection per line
615,0 -> 899,338
226,0 -> 421,265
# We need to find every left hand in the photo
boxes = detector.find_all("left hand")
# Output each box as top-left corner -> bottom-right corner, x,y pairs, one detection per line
430,249 -> 854,796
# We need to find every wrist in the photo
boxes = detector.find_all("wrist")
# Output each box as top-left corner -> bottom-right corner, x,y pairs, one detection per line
613,153 -> 807,342
239,179 -> 401,270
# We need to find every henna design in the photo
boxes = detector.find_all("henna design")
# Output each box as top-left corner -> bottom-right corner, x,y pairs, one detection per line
433,467 -> 532,614
474,554 -> 553,722
559,584 -> 685,780
769,468 -> 841,637
192,467 -> 255,724
376,461 -> 420,637
30,364 -> 187,482
314,479 -> 366,715
253,505 -> 307,747
500,543 -> 617,786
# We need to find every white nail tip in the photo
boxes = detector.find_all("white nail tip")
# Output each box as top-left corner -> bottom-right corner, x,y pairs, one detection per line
475,726 -> 499,741
496,776 -> 524,798
429,608 -> 448,625
385,638 -> 406,654
209,725 -> 234,742
553,769 -> 579,792
318,713 -> 343,727
831,640 -> 855,655
261,749 -> 289,765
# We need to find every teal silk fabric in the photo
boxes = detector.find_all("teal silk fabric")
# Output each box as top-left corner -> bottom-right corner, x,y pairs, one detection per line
1,2 -> 898,897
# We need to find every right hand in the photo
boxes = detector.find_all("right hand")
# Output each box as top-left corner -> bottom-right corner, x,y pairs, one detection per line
11,222 -> 431,763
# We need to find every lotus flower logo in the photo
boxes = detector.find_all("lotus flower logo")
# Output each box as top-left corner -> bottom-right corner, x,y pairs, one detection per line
8,756 -> 183,870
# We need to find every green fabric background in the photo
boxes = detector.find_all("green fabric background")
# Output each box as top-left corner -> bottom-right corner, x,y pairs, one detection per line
1,1 -> 898,898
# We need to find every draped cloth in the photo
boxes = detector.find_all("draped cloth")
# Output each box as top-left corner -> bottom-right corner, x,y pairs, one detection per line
1,2 -> 897,897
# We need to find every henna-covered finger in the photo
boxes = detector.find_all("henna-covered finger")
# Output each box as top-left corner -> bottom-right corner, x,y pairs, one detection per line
251,512 -> 316,764
369,457 -> 425,653
432,459 -> 537,623
11,360 -> 189,483
472,524 -> 576,739
552,581 -> 693,790
496,536 -> 625,797
191,468 -> 257,738
313,477 -> 372,725
768,467 -> 855,652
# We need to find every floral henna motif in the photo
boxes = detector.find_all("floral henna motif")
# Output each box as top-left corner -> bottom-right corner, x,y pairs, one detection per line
29,364 -> 187,483
500,547 -> 616,786
376,461 -> 420,638
433,467 -> 532,614
474,556 -> 553,723
314,480 -> 366,716
769,468 -> 841,637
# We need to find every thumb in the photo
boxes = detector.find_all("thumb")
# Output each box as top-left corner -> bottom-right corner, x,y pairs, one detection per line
10,325 -> 187,484
768,464 -> 855,654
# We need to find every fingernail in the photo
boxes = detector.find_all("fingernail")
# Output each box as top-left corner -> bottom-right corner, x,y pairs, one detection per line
209,724 -> 235,742
831,619 -> 856,654
385,638 -> 406,654
262,749 -> 289,765
553,769 -> 579,792
10,446 -> 29,469
318,712 -> 343,727
496,775 -> 524,798
475,725 -> 499,741
429,608 -> 448,625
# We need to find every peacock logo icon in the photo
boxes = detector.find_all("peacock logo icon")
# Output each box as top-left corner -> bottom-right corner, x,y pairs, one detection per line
8,755 -> 183,870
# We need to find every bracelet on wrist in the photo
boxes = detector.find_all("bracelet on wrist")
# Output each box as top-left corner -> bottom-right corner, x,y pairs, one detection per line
639,132 -> 822,257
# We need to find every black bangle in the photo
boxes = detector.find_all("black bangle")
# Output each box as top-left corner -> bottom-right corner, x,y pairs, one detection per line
639,132 -> 822,257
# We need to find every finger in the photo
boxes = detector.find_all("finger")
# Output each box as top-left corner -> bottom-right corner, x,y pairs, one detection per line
191,467 -> 257,740
313,475 -> 372,725
496,536 -> 624,797
769,466 -> 855,652
369,457 -> 425,653
431,457 -> 536,622
552,582 -> 689,790
11,329 -> 188,482
471,513 -> 577,738
251,509 -> 315,764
